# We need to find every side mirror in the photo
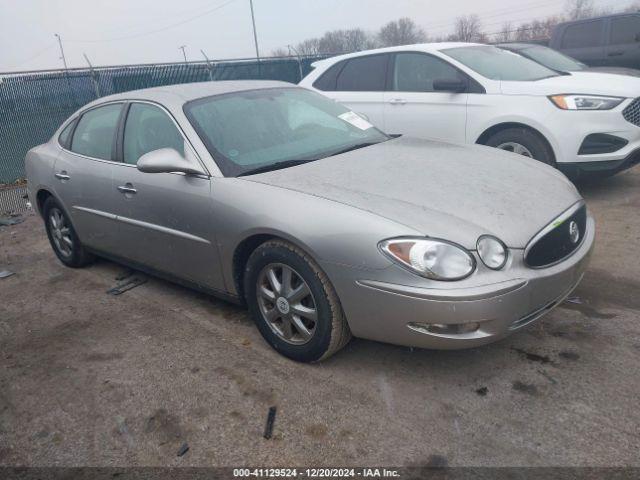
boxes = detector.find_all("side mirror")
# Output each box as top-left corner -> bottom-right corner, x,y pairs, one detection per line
137,148 -> 205,175
433,78 -> 467,93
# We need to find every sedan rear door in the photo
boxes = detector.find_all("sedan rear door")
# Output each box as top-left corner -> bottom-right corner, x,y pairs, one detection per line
53,102 -> 123,253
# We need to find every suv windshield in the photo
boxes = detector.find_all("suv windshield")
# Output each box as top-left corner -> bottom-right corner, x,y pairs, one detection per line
442,45 -> 559,81
515,45 -> 586,72
184,87 -> 389,176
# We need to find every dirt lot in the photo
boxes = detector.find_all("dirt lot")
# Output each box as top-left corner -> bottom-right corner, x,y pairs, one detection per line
1,168 -> 639,468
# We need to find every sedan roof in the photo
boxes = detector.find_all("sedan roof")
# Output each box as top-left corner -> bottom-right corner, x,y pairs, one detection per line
82,80 -> 294,109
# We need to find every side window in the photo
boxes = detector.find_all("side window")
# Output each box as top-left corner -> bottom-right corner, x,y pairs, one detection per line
335,54 -> 389,91
561,20 -> 604,48
610,16 -> 640,45
71,104 -> 122,160
392,53 -> 461,92
123,103 -> 184,165
312,61 -> 345,91
58,119 -> 76,148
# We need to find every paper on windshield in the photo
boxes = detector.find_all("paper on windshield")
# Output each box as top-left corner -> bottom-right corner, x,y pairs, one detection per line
338,111 -> 373,130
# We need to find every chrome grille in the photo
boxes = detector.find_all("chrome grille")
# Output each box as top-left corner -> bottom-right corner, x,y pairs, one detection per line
622,98 -> 640,127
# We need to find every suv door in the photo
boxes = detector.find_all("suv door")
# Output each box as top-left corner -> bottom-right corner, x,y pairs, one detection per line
312,54 -> 389,129
605,15 -> 640,68
110,102 -> 223,290
53,103 -> 123,252
383,52 -> 468,142
558,19 -> 606,66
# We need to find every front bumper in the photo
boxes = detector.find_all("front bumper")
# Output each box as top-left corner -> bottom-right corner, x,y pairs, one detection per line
558,148 -> 640,178
324,216 -> 595,350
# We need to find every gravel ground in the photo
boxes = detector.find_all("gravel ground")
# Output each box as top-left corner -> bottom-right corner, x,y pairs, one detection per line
1,168 -> 639,468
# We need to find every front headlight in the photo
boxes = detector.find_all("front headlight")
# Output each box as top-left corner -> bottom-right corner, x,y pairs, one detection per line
477,235 -> 507,270
379,238 -> 475,281
549,94 -> 624,110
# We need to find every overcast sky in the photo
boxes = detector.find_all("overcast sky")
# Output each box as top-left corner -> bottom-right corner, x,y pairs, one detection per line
0,0 -> 630,72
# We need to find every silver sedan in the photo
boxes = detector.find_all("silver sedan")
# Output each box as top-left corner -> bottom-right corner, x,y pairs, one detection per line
25,81 -> 594,362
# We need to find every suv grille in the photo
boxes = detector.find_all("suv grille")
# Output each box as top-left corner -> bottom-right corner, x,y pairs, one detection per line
623,98 -> 640,126
525,203 -> 587,268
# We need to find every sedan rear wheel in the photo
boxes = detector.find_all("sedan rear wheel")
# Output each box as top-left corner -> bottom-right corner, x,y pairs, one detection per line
43,196 -> 94,268
244,240 -> 351,362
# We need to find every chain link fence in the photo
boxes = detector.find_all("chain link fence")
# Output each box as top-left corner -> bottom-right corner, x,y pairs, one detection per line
0,54 -> 331,191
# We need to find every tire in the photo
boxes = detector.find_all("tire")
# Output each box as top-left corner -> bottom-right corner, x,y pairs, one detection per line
43,196 -> 94,268
244,240 -> 351,362
484,127 -> 555,167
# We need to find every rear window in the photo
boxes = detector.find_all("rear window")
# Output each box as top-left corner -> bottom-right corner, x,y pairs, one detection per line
335,54 -> 389,91
312,61 -> 345,91
70,104 -> 122,160
561,20 -> 604,48
610,16 -> 640,45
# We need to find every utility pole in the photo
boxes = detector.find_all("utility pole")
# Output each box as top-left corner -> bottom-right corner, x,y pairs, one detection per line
54,33 -> 68,70
249,0 -> 260,61
179,45 -> 188,63
83,53 -> 101,98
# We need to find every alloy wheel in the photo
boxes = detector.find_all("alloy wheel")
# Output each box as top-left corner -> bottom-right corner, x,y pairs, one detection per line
49,207 -> 73,257
496,141 -> 533,158
256,263 -> 318,345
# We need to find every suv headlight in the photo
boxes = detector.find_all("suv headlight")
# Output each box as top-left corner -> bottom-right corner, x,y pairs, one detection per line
379,238 -> 475,281
549,94 -> 624,110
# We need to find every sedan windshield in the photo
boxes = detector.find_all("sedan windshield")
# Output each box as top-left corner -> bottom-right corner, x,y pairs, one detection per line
442,45 -> 559,81
515,45 -> 586,72
184,87 -> 389,176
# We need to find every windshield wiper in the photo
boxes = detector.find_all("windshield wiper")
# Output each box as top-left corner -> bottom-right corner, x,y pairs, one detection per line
327,140 -> 384,158
238,159 -> 314,177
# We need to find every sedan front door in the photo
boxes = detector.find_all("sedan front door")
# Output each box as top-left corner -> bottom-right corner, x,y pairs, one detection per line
383,52 -> 468,142
110,102 -> 224,291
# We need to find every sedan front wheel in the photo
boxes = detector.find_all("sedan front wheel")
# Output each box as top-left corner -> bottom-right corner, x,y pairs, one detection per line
244,240 -> 351,362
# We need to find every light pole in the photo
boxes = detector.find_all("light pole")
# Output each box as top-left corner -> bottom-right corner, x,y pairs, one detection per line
179,45 -> 188,63
54,33 -> 68,70
249,0 -> 260,61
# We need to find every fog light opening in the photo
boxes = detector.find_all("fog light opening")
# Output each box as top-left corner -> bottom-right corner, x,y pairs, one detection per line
408,322 -> 480,335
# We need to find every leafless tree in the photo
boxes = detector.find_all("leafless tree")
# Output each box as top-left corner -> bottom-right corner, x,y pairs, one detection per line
451,15 -> 483,42
565,0 -> 594,20
269,47 -> 289,57
318,28 -> 375,53
377,18 -> 427,47
496,22 -> 514,42
295,38 -> 322,56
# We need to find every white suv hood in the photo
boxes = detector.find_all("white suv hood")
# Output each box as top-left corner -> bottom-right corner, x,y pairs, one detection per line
499,71 -> 640,98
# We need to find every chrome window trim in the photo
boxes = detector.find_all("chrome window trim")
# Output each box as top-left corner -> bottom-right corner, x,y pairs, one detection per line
56,99 -> 210,177
523,200 -> 587,269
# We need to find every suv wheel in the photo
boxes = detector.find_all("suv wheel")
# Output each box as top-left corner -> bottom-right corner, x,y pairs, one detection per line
484,127 -> 555,166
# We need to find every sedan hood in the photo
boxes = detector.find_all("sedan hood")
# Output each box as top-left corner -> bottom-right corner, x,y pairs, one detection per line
245,137 -> 581,249
500,71 -> 640,97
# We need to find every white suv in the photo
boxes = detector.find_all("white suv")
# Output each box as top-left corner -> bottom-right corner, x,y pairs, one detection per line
300,42 -> 640,178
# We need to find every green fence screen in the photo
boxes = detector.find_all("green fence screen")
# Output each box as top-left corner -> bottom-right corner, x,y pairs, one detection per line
0,55 -> 330,184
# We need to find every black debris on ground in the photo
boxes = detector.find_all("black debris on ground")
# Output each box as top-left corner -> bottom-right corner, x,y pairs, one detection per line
263,406 -> 277,440
475,386 -> 488,396
177,442 -> 189,457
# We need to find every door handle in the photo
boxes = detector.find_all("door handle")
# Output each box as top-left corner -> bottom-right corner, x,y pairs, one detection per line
389,98 -> 407,105
608,50 -> 624,56
54,172 -> 70,181
117,185 -> 137,195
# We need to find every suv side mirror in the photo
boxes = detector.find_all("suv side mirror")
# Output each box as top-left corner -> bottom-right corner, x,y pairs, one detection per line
137,148 -> 205,175
433,78 -> 467,93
